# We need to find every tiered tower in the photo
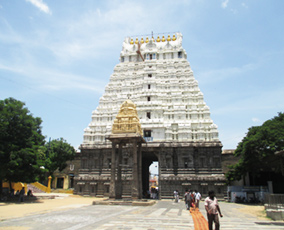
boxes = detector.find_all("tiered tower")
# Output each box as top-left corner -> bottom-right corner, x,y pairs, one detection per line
76,33 -> 226,198
82,33 -> 218,147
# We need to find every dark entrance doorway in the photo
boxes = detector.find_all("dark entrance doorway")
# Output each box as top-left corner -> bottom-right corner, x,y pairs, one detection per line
142,151 -> 158,198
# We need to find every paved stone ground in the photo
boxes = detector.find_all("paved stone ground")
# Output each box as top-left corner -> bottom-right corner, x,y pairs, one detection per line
0,194 -> 284,229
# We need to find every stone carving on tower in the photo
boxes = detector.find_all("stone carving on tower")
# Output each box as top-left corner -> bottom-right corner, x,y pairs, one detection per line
112,99 -> 143,136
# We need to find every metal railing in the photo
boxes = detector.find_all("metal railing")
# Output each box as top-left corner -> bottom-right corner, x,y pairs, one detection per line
264,194 -> 284,210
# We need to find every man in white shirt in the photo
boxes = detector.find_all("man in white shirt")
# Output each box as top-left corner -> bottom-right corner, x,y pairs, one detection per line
195,190 -> 201,208
204,190 -> 223,230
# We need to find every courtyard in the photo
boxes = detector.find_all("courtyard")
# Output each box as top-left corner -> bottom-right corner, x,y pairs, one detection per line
0,194 -> 283,230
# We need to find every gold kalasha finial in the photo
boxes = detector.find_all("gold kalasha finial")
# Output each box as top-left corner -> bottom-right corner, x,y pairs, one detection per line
145,37 -> 149,43
156,36 -> 161,42
167,35 -> 171,41
140,37 -> 144,44
172,34 -> 176,41
135,37 -> 139,44
130,38 -> 134,44
162,35 -> 166,42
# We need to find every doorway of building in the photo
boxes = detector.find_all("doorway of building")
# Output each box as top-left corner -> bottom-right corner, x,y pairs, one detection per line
142,151 -> 158,199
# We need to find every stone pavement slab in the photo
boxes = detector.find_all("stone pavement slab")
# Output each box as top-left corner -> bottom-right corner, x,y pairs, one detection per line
0,196 -> 284,229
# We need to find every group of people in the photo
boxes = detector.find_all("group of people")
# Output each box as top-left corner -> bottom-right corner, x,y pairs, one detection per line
184,190 -> 201,210
173,189 -> 223,230
9,187 -> 33,202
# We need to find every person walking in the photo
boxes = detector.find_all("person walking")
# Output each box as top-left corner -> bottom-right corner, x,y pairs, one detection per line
195,190 -> 201,209
19,187 -> 25,202
174,190 -> 179,202
204,190 -> 223,230
184,190 -> 190,210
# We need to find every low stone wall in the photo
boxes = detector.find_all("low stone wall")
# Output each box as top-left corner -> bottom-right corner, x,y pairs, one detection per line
266,209 -> 284,221
265,194 -> 284,220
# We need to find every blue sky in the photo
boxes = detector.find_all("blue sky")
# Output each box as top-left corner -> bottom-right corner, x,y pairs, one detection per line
1,0 -> 283,152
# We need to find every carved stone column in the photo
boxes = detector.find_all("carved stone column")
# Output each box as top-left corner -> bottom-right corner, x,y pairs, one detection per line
116,142 -> 123,199
109,142 -> 116,199
138,142 -> 142,199
132,140 -> 139,199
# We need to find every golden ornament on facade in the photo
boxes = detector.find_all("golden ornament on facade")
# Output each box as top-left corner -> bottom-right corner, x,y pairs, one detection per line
112,99 -> 143,136
156,36 -> 161,42
130,38 -> 134,44
167,35 -> 171,41
162,35 -> 166,42
145,37 -> 149,43
140,38 -> 144,44
135,37 -> 139,44
172,35 -> 176,41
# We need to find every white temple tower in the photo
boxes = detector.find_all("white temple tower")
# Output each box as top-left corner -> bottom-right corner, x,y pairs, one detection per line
77,33 -> 225,199
82,33 -> 219,147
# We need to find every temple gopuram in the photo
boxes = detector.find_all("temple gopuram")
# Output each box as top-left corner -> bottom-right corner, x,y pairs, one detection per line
75,33 -> 226,199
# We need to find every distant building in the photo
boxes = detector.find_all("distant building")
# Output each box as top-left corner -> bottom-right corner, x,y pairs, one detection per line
52,152 -> 81,190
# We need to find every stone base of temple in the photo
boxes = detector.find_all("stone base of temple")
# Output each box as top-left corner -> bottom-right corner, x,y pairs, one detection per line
93,199 -> 156,206
75,141 -> 226,199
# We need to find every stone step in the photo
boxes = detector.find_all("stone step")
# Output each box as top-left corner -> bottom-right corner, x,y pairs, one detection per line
27,184 -> 46,193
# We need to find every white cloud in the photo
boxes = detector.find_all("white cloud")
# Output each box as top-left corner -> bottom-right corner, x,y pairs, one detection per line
46,1 -> 184,62
221,0 -> 229,9
212,87 -> 284,116
0,62 -> 105,93
197,63 -> 257,84
230,9 -> 238,14
26,0 -> 52,14
252,117 -> 261,123
241,3 -> 248,9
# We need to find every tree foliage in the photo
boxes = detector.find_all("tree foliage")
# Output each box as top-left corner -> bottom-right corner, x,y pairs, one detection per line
226,112 -> 284,183
44,138 -> 76,176
0,98 -> 46,183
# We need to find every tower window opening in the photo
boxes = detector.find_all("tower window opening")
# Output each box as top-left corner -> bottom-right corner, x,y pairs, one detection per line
184,159 -> 188,168
146,112 -> 151,119
121,57 -> 124,62
147,96 -> 151,101
178,51 -> 182,58
148,84 -> 151,89
144,130 -> 152,137
148,74 -> 152,78
108,159 -> 111,169
124,158 -> 128,165
149,54 -> 152,60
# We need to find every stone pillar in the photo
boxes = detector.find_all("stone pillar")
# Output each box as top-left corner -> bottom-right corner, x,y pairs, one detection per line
138,142 -> 142,199
132,140 -> 139,199
109,142 -> 116,199
47,176 -> 52,193
116,143 -> 123,199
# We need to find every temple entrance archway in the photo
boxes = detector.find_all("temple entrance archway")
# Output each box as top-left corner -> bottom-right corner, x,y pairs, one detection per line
142,151 -> 159,199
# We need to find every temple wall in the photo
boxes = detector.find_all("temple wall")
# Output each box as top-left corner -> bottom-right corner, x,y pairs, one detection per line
75,142 -> 226,199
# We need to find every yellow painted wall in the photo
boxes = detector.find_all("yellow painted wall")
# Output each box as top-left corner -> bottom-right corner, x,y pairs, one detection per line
2,182 -> 27,193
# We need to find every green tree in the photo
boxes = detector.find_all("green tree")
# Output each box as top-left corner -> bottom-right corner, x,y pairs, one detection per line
0,98 -> 46,185
44,138 -> 76,176
226,112 -> 284,184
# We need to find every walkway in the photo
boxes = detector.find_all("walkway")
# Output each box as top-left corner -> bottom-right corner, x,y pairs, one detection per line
0,195 -> 283,229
